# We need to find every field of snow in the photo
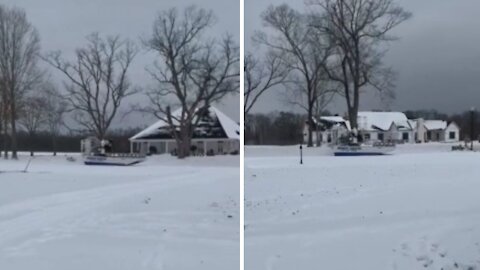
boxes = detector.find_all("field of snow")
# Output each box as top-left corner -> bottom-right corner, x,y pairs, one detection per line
245,143 -> 480,270
0,153 -> 239,270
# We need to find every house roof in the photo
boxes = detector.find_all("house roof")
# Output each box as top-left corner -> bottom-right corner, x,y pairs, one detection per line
213,107 -> 240,140
320,116 -> 346,123
357,111 -> 412,131
423,120 -> 447,131
130,106 -> 240,141
408,120 -> 417,129
311,116 -> 351,131
322,116 -> 351,131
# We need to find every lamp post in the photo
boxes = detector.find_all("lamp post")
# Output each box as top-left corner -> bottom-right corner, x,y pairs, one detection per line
299,144 -> 303,165
471,107 -> 476,151
299,133 -> 307,165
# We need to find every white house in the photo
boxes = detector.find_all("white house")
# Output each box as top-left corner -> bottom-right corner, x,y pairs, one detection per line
357,111 -> 415,143
130,106 -> 240,156
304,111 -> 461,145
410,119 -> 460,143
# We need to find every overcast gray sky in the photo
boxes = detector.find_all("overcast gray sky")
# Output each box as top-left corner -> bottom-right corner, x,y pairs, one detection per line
3,0 -> 479,125
1,0 -> 239,129
246,0 -> 480,116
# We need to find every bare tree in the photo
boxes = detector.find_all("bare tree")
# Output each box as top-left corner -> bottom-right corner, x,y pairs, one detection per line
310,0 -> 411,135
143,6 -> 239,159
283,79 -> 337,145
244,52 -> 288,119
0,5 -> 42,159
44,33 -> 137,140
255,4 -> 334,147
0,78 -> 7,158
42,81 -> 68,156
19,95 -> 47,156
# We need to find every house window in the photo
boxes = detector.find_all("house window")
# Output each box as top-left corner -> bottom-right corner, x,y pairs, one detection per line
403,132 -> 409,141
449,132 -> 456,139
364,133 -> 371,141
378,133 -> 384,141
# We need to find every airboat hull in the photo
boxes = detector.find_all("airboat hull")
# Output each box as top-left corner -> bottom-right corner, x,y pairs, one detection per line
84,155 -> 146,166
334,151 -> 389,156
333,144 -> 395,156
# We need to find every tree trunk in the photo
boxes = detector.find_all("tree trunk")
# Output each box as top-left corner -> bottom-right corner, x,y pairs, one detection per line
352,84 -> 360,135
177,126 -> 192,159
348,107 -> 357,131
316,130 -> 321,147
52,134 -> 57,156
2,122 -> 8,159
98,129 -> 105,141
346,85 -> 361,143
176,139 -> 188,159
178,138 -> 192,159
29,133 -> 34,157
10,95 -> 18,159
10,123 -> 17,159
0,114 -> 2,158
307,106 -> 314,147
2,96 -> 8,159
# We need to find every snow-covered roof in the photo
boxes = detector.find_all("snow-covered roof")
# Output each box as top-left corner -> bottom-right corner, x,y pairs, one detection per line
320,116 -> 350,130
311,116 -> 351,131
423,120 -> 447,131
320,116 -> 346,123
357,111 -> 412,131
211,107 -> 240,140
130,107 -> 182,140
408,120 -> 417,129
130,106 -> 239,141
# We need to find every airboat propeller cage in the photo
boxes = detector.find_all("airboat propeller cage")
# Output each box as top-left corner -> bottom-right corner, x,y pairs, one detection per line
81,137 -> 115,156
81,137 -> 101,156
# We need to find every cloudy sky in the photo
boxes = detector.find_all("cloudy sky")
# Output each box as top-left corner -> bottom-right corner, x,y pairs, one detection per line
3,0 -> 480,125
1,0 -> 239,129
246,0 -> 480,115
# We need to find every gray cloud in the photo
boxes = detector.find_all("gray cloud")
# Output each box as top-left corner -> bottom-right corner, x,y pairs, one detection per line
2,0 -> 240,129
246,0 -> 480,115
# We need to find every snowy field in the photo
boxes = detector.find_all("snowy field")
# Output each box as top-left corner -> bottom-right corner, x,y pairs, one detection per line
0,153 -> 239,270
245,143 -> 480,270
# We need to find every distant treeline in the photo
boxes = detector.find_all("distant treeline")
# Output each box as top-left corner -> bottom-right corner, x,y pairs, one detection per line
0,128 -> 142,155
246,112 -> 305,145
246,109 -> 480,145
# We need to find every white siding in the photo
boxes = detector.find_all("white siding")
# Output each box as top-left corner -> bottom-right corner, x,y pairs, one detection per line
444,123 -> 460,143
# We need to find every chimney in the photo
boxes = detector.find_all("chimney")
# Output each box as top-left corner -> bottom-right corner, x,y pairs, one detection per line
417,118 -> 425,143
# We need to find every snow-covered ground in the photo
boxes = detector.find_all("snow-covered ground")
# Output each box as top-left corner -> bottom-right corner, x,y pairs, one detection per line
0,153 -> 239,270
245,143 -> 480,270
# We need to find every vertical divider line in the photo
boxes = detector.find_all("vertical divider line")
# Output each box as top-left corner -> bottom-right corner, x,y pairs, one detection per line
239,0 -> 245,269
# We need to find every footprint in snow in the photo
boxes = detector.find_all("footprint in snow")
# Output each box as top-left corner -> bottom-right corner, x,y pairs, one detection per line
392,239 -> 479,270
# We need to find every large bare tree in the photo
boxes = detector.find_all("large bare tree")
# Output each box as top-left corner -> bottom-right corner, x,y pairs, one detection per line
41,81 -> 68,156
19,95 -> 47,156
310,0 -> 411,135
143,6 -> 239,159
44,33 -> 137,140
0,5 -> 42,159
244,52 -> 288,118
255,4 -> 334,147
